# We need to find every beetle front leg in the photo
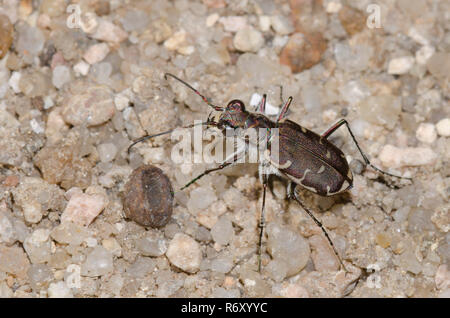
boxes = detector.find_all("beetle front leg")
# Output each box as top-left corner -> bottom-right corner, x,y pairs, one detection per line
322,119 -> 411,180
258,94 -> 267,113
276,96 -> 293,124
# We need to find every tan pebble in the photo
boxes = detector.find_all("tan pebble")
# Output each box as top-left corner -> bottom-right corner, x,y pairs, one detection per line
61,193 -> 107,227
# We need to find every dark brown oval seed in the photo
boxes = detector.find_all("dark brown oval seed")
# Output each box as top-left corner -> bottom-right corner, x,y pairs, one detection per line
123,165 -> 173,228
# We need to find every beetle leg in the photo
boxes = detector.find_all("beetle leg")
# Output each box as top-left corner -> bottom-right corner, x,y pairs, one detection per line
289,182 -> 348,272
279,85 -> 284,105
180,149 -> 244,191
258,172 -> 268,272
258,94 -> 267,114
165,73 -> 224,111
276,96 -> 293,123
322,119 -> 412,180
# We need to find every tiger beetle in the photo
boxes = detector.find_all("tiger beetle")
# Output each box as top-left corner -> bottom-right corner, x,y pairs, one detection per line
129,73 -> 412,273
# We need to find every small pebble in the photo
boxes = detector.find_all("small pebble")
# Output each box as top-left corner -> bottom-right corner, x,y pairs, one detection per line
210,253 -> 234,274
73,60 -> 90,76
136,236 -> 167,257
62,85 -> 115,127
277,283 -> 309,298
326,1 -> 342,13
102,238 -> 121,257
83,43 -> 110,65
50,222 -> 90,245
164,29 -> 187,51
435,265 -> 450,290
91,19 -> 128,43
61,192 -> 107,227
47,281 -> 73,298
120,9 -> 149,32
408,27 -> 429,46
388,56 -> 415,75
416,46 -> 435,65
81,246 -> 113,277
338,5 -> 365,36
426,52 -> 450,80
309,234 -> 340,271
219,16 -> 247,32
265,259 -> 289,282
210,216 -> 234,246
270,16 -> 294,35
0,208 -> 15,245
379,145 -> 437,168
23,229 -> 52,264
358,95 -> 401,130
416,123 -> 437,144
187,187 -> 217,215
0,245 -> 30,279
166,233 -> 202,273
8,71 -> 21,93
0,14 -> 13,59
266,223 -> 310,277
280,32 -> 327,73
259,16 -> 271,32
28,264 -> 53,290
233,27 -> 264,53
16,23 -> 45,58
52,65 -> 71,89
126,257 -> 155,278
435,118 -> 450,137
22,202 -> 43,224
206,13 -> 219,27
114,92 -> 130,111
97,143 -> 118,163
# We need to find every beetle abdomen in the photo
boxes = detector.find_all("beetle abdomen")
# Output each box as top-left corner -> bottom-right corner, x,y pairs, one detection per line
270,120 -> 352,196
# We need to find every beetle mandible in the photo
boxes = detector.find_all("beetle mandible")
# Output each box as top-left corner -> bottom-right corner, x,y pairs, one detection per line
129,73 -> 411,272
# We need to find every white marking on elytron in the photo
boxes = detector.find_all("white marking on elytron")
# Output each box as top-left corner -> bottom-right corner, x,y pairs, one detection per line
326,150 -> 331,159
319,138 -> 323,144
340,153 -> 345,158
288,169 -> 318,193
347,169 -> 353,180
266,149 -> 292,169
326,180 -> 350,196
301,127 -> 307,133
317,165 -> 325,174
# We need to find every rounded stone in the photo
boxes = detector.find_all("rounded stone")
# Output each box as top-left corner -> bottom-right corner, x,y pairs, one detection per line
233,27 -> 264,52
210,216 -> 234,246
62,85 -> 115,127
266,223 -> 310,277
416,123 -> 437,144
166,233 -> 202,273
436,118 -> 450,137
0,14 -> 13,59
123,165 -> 174,228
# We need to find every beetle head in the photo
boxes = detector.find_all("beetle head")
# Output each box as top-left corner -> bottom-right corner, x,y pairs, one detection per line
217,100 -> 247,131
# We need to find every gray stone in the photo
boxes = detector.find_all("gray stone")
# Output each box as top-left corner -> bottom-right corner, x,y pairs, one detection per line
266,223 -> 310,276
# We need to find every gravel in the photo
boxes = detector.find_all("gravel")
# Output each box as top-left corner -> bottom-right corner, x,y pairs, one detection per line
0,0 -> 448,298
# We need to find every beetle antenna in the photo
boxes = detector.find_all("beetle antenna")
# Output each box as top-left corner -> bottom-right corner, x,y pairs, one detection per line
165,73 -> 224,112
128,121 -> 216,153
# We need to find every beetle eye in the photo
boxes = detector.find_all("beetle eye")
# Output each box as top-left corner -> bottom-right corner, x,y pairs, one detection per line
226,100 -> 245,112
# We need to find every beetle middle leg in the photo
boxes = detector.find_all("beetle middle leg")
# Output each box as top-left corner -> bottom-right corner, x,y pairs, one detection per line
258,172 -> 268,272
288,182 -> 348,272
322,119 -> 411,180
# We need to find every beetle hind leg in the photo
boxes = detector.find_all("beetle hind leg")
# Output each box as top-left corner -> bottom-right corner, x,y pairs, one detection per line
322,119 -> 412,181
289,182 -> 348,272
